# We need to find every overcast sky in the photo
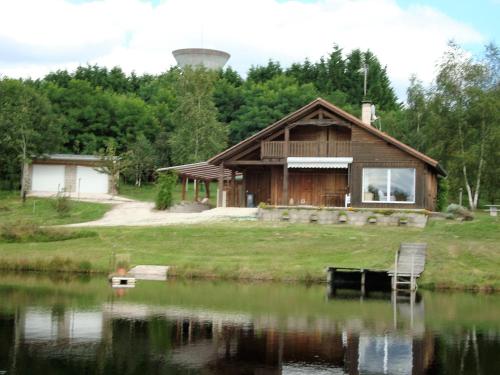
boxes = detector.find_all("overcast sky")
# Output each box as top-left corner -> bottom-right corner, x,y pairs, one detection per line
0,0 -> 498,100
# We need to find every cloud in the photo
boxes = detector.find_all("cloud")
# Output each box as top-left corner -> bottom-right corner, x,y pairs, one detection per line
0,0 -> 485,99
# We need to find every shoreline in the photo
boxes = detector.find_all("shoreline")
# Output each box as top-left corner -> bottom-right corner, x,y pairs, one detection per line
0,265 -> 497,293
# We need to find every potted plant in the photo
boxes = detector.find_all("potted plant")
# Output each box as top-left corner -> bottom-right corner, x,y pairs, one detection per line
281,210 -> 290,221
116,260 -> 129,276
338,211 -> 347,223
367,215 -> 377,224
399,216 -> 409,225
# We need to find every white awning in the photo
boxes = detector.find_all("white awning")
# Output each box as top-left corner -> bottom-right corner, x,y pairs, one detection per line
287,157 -> 353,169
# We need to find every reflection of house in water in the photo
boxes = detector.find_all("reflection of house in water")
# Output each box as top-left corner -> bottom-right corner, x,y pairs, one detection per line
1,297 -> 434,374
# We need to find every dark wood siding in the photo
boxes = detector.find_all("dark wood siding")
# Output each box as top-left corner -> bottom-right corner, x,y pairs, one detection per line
348,124 -> 437,210
245,167 -> 271,205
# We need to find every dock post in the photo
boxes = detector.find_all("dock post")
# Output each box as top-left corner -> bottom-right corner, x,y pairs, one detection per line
326,268 -> 335,284
360,269 -> 366,297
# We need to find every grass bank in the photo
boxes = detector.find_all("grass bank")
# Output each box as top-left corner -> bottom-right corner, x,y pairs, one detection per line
0,211 -> 498,290
0,191 -> 110,226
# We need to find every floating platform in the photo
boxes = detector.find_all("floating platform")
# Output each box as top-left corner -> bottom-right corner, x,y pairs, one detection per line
128,265 -> 169,281
111,276 -> 136,288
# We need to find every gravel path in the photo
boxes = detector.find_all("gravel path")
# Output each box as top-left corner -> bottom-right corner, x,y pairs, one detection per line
66,201 -> 258,227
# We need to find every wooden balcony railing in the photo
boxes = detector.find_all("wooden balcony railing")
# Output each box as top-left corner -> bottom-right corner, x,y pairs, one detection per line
261,141 -> 351,159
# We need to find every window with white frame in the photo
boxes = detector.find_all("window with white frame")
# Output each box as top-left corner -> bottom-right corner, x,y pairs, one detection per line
362,168 -> 415,203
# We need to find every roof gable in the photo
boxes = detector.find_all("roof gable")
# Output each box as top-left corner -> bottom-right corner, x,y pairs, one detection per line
209,98 -> 444,175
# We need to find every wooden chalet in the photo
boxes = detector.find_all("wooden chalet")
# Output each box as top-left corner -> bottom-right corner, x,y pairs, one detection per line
206,98 -> 445,210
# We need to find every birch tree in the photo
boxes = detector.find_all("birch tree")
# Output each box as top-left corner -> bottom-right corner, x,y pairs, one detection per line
433,42 -> 499,209
169,66 -> 228,165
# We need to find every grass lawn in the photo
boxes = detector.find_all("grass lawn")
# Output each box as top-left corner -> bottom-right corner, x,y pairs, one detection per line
119,181 -> 218,206
0,191 -> 110,226
0,208 -> 498,290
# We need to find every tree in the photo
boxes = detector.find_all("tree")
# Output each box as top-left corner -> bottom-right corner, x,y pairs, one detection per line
94,140 -> 127,196
430,42 -> 499,209
124,133 -> 156,187
229,74 -> 318,143
0,79 -> 62,195
169,67 -> 228,165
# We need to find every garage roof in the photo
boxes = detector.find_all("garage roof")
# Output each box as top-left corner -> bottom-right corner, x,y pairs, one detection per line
34,154 -> 102,162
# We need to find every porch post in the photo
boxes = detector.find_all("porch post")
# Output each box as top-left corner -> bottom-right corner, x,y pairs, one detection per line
205,180 -> 210,199
218,163 -> 224,207
283,127 -> 290,205
242,170 -> 247,207
181,176 -> 187,201
194,179 -> 199,201
231,170 -> 236,207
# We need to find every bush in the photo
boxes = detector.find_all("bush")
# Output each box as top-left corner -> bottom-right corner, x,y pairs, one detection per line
155,171 -> 177,210
51,193 -> 72,216
436,177 -> 449,212
0,221 -> 97,243
446,204 -> 474,221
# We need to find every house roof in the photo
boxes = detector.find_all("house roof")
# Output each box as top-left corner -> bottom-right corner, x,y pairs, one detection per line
208,98 -> 446,176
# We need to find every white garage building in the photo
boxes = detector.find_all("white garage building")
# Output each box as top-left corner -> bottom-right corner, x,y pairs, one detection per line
26,154 -> 112,196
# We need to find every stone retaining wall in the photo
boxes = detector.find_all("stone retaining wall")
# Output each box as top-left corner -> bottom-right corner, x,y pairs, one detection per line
258,207 -> 428,228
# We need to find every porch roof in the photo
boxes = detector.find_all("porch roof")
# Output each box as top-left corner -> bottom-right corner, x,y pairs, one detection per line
287,157 -> 353,169
157,162 -> 239,181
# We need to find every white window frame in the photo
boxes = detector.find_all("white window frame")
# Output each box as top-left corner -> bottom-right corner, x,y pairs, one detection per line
362,168 -> 416,204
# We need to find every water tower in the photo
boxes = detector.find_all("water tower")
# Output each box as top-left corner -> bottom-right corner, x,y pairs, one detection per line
172,48 -> 230,70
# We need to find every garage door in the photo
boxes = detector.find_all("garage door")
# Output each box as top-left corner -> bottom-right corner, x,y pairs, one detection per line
76,166 -> 109,194
31,164 -> 65,192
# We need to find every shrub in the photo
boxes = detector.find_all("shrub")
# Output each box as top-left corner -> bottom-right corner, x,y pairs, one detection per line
0,221 -> 97,243
51,193 -> 72,217
78,261 -> 92,273
436,177 -> 449,212
446,204 -> 474,221
155,171 -> 177,210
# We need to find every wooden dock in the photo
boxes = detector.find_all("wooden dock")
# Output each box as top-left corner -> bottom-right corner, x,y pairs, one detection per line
388,243 -> 427,291
327,243 -> 427,293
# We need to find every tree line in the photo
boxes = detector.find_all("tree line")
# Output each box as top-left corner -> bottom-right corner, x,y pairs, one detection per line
0,43 -> 498,208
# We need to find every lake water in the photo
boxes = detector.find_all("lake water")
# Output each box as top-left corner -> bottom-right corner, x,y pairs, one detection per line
0,273 -> 499,374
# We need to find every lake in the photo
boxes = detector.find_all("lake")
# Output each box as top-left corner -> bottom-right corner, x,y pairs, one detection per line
0,273 -> 499,374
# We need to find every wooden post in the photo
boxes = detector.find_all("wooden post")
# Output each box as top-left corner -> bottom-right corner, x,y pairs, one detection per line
283,127 -> 290,205
231,170 -> 236,207
181,176 -> 187,201
218,163 -> 224,207
360,269 -> 366,294
393,249 -> 399,290
205,180 -> 210,199
242,170 -> 246,207
195,179 -> 199,201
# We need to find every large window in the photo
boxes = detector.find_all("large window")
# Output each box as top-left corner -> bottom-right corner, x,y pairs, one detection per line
362,168 -> 415,203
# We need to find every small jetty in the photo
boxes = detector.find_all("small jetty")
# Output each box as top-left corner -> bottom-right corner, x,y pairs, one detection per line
128,265 -> 169,281
327,243 -> 427,294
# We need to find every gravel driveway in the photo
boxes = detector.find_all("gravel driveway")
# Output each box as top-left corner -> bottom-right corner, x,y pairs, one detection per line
66,201 -> 258,227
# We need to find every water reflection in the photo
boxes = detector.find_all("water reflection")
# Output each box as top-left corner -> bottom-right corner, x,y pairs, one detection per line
0,275 -> 499,374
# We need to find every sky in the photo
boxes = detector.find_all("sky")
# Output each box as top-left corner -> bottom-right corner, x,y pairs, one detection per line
0,0 -> 498,100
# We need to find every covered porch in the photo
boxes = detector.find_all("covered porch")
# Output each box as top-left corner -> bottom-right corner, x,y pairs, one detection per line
218,157 -> 352,208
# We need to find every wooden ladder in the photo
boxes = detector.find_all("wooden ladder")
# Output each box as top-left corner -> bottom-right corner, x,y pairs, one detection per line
391,243 -> 427,292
